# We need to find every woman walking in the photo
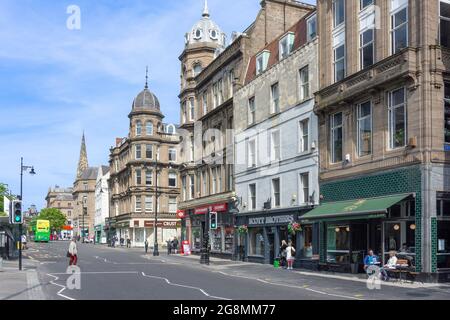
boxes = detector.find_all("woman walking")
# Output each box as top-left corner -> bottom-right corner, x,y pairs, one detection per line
68,238 -> 78,266
286,241 -> 296,270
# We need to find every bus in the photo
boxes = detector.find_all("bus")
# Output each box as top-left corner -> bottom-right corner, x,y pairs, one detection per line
35,220 -> 50,242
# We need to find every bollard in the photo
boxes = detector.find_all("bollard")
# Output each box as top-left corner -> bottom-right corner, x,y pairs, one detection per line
0,257 -> 3,271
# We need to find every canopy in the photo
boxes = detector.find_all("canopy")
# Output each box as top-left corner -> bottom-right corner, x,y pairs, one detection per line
300,194 -> 412,222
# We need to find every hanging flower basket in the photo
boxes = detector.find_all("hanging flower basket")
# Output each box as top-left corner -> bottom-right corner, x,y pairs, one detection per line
237,225 -> 248,234
288,222 -> 302,235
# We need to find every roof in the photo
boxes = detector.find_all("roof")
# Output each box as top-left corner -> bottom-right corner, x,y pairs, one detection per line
101,166 -> 110,174
244,12 -> 314,85
132,88 -> 160,111
79,167 -> 99,180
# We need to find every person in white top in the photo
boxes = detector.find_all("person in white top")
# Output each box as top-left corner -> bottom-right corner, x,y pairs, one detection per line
286,241 -> 296,270
68,239 -> 78,266
381,251 -> 398,281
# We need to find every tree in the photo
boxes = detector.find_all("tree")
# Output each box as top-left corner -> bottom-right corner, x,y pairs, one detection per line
32,208 -> 66,233
0,183 -> 12,216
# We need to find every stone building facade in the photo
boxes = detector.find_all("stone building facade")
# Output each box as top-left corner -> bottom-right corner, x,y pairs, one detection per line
72,134 -> 98,240
108,78 -> 181,248
45,186 -> 74,239
306,0 -> 450,281
94,166 -> 110,244
233,11 -> 319,265
177,0 -> 315,258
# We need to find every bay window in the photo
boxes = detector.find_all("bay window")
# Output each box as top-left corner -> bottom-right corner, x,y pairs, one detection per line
135,169 -> 142,185
135,196 -> 142,213
334,44 -> 346,82
146,121 -> 153,136
360,28 -> 374,69
135,145 -> 142,159
445,82 -> 450,144
333,0 -> 345,28
146,169 -> 153,186
146,144 -> 153,159
388,87 -> 407,149
136,121 -> 142,136
440,1 -> 450,48
331,112 -> 343,163
391,4 -> 408,54
357,101 -> 372,157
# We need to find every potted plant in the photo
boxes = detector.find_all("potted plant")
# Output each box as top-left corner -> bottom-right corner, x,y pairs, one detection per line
237,225 -> 248,234
288,222 -> 302,235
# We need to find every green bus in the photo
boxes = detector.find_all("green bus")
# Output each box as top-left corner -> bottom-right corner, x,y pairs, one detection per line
35,220 -> 50,242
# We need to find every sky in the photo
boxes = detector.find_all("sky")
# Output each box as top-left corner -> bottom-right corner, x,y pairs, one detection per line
0,0 -> 315,210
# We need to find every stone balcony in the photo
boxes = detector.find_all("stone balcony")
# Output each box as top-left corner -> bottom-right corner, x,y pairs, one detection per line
315,47 -> 419,111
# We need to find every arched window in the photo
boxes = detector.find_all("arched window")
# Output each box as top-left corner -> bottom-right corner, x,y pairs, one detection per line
136,121 -> 142,136
146,121 -> 153,135
166,124 -> 175,135
193,64 -> 203,76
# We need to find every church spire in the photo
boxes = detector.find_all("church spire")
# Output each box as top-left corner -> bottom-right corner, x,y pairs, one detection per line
77,132 -> 89,179
202,0 -> 209,17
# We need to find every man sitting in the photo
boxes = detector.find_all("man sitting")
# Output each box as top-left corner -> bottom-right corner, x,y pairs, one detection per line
363,249 -> 380,272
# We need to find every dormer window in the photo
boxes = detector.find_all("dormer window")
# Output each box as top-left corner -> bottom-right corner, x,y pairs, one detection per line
210,29 -> 218,40
279,32 -> 295,60
193,29 -> 202,40
307,14 -> 317,41
256,50 -> 270,75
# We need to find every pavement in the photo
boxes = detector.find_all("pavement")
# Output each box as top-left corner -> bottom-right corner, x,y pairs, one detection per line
2,241 -> 448,300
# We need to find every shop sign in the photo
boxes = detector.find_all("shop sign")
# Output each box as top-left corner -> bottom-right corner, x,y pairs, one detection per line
177,210 -> 186,219
144,221 -> 181,228
194,203 -> 228,215
248,214 -> 295,226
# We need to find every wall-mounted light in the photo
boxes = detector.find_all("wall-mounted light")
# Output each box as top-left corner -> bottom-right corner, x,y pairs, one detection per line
335,227 -> 340,233
346,227 -> 350,232
410,224 -> 416,230
394,224 -> 400,231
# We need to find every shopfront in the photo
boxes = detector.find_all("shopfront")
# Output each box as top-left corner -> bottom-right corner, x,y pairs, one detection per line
182,203 -> 235,259
236,209 -> 312,266
301,194 -> 417,273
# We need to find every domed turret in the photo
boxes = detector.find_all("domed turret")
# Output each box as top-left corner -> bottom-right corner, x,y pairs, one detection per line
132,68 -> 160,111
184,0 -> 226,49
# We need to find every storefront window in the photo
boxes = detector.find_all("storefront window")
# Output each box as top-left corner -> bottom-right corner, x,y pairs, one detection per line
302,225 -> 313,258
211,227 -> 222,252
249,228 -> 265,256
224,225 -> 234,253
327,225 -> 350,263
437,221 -> 450,269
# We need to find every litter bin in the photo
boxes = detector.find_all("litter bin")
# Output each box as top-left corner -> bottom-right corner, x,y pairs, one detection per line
274,258 -> 280,268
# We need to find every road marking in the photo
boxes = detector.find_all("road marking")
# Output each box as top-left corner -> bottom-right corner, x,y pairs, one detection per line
49,271 -> 139,275
141,272 -> 231,301
46,273 -> 76,301
215,271 -> 363,300
94,256 -> 179,265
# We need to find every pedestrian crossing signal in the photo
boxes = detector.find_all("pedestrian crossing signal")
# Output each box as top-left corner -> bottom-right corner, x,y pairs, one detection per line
210,212 -> 217,230
12,200 -> 23,224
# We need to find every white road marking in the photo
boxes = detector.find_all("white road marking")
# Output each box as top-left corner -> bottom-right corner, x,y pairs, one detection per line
141,272 -> 231,301
46,273 -> 76,301
94,256 -> 179,265
215,271 -> 363,300
49,271 -> 139,275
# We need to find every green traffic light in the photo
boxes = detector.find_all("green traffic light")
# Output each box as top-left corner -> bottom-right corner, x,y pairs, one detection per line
15,216 -> 21,222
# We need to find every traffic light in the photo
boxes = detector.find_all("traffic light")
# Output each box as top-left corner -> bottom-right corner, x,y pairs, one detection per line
210,212 -> 217,230
12,200 -> 23,224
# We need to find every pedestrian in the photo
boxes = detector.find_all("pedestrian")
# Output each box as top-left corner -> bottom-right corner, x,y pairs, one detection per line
120,237 -> 124,247
172,237 -> 179,254
68,238 -> 78,266
286,241 -> 296,270
126,237 -> 131,248
363,249 -> 380,272
166,238 -> 172,255
279,240 -> 288,269
21,234 -> 28,250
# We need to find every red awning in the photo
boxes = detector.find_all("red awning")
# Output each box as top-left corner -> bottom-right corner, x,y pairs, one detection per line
62,226 -> 73,231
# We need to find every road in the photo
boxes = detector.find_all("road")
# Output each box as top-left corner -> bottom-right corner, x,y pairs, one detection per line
23,241 -> 450,300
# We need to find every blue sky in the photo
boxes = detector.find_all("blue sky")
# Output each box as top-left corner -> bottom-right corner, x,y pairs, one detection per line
0,0 -> 315,210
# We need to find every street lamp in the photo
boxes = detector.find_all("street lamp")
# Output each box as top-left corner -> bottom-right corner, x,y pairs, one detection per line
153,159 -> 160,256
19,157 -> 36,271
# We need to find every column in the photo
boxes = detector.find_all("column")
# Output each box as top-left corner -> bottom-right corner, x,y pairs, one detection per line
263,227 -> 269,264
274,227 -> 280,259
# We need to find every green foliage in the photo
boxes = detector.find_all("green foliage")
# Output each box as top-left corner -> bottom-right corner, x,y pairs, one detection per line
31,208 -> 67,232
0,183 -> 11,215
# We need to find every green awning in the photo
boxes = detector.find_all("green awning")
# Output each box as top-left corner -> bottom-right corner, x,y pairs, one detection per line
300,194 -> 412,222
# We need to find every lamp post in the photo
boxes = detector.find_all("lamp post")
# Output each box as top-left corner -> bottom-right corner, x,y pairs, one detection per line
153,159 -> 160,256
19,157 -> 36,271
200,207 -> 210,265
